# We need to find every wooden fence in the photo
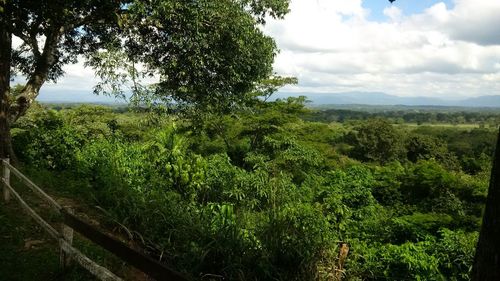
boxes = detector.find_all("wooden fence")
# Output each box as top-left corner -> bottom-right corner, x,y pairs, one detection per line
1,158 -> 189,281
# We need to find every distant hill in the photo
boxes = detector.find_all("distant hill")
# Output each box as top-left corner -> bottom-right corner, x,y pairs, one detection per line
274,92 -> 500,108
455,95 -> 500,107
38,89 -> 125,104
38,89 -> 500,108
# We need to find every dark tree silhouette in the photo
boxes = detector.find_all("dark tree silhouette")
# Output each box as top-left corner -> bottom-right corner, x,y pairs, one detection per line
472,128 -> 500,280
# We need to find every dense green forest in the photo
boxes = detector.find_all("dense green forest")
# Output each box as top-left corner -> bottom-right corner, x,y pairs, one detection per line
10,100 -> 496,280
307,106 -> 500,127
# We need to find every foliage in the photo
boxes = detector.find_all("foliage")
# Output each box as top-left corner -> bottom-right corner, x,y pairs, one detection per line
4,0 -> 290,109
5,0 -> 493,279
12,104 -> 490,280
261,204 -> 332,280
347,118 -> 406,163
348,240 -> 443,280
433,229 -> 478,280
406,133 -> 460,170
12,106 -> 83,169
106,0 -> 281,112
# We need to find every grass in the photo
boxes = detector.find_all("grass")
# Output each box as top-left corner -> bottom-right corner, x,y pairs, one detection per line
0,199 -> 98,281
0,201 -> 59,280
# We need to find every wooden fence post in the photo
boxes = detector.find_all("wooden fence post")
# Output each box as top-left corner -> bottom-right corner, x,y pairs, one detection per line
335,242 -> 349,281
60,208 -> 74,270
2,158 -> 10,203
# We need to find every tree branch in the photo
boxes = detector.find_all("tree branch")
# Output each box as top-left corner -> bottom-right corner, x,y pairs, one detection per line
11,26 -> 63,122
11,30 -> 41,58
9,15 -> 41,58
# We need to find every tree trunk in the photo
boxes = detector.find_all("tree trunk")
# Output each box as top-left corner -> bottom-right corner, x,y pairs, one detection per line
0,13 -> 14,160
472,128 -> 500,280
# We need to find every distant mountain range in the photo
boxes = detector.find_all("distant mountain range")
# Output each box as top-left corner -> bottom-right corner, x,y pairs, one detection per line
38,89 -> 500,108
274,92 -> 500,108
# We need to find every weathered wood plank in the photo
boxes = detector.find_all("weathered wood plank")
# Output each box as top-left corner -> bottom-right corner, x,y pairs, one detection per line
3,159 -> 188,281
2,178 -> 59,239
62,209 -> 189,281
3,177 -> 123,281
2,158 -> 10,202
60,208 -> 74,269
60,240 -> 123,281
2,159 -> 62,212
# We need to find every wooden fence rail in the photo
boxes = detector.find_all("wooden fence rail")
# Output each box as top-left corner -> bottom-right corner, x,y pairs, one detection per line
1,158 -> 189,281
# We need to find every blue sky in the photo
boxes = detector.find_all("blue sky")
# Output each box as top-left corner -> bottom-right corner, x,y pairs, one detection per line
32,0 -> 500,102
366,0 -> 454,21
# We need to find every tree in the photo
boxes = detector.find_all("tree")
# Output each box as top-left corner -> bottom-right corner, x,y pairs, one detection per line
347,118 -> 406,163
406,134 -> 460,170
406,134 -> 446,162
0,0 -> 290,158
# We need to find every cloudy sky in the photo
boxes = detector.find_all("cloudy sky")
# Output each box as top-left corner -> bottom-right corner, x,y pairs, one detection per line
38,0 -> 500,101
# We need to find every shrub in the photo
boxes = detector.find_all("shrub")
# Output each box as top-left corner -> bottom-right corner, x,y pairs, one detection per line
348,240 -> 443,280
260,203 -> 333,280
13,109 -> 83,170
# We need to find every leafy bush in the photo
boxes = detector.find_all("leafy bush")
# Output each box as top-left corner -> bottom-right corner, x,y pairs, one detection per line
389,213 -> 454,243
348,240 -> 443,280
13,108 -> 83,170
347,118 -> 406,163
260,203 -> 333,280
433,229 -> 478,281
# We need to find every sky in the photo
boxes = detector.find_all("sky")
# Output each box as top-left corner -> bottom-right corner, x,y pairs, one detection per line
36,0 -> 500,102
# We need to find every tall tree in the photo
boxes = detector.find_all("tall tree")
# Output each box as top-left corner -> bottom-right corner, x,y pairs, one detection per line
0,0 -> 13,158
347,118 -> 406,163
0,0 -> 290,158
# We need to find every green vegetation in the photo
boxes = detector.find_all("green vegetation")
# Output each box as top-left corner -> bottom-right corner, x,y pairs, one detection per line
6,101 -> 495,280
307,106 -> 500,128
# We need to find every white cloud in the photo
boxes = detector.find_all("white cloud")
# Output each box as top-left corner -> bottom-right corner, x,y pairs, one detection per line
42,60 -> 97,92
263,0 -> 500,98
383,6 -> 402,22
445,0 -> 500,45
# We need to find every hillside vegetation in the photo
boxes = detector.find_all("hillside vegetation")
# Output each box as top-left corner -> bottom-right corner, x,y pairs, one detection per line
9,100 -> 497,280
